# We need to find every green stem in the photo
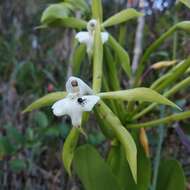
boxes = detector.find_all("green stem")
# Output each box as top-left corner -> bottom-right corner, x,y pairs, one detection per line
151,107 -> 165,190
91,0 -> 103,22
133,76 -> 190,120
172,14 -> 178,60
92,21 -> 103,93
128,110 -> 190,129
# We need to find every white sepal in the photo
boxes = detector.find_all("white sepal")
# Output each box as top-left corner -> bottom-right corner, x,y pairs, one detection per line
66,76 -> 93,95
101,32 -> 109,43
75,32 -> 89,44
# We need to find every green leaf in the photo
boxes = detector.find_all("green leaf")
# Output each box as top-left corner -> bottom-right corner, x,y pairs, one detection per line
128,110 -> 190,129
62,127 -> 80,176
0,137 -> 16,156
10,159 -> 27,172
92,21 -> 103,93
151,58 -> 190,92
179,0 -> 190,9
51,17 -> 87,29
94,108 -> 115,139
176,21 -> 190,32
98,87 -> 181,110
23,91 -> 66,113
41,3 -> 72,25
108,35 -> 131,77
156,159 -> 186,190
134,76 -> 190,120
72,43 -> 86,75
73,144 -> 122,190
34,111 -> 49,128
97,101 -> 137,183
107,137 -> 151,190
102,8 -> 143,28
104,46 -> 120,90
91,0 -> 103,22
4,123 -> 25,145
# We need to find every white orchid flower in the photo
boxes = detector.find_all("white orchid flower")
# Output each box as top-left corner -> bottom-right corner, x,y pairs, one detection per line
52,76 -> 100,127
75,19 -> 109,56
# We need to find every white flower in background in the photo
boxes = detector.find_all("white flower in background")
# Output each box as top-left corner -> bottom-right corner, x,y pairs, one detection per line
75,19 -> 109,55
52,76 -> 100,127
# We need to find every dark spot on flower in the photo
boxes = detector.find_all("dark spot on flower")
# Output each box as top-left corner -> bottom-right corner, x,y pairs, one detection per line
71,80 -> 78,87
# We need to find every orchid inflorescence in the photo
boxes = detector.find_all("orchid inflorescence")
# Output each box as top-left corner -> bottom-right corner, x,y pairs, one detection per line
23,1 -> 190,188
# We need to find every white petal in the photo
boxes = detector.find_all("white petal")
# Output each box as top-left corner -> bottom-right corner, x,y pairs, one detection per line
52,96 -> 84,127
66,76 -> 93,95
52,98 -> 70,116
75,32 -> 89,43
81,95 -> 100,111
71,111 -> 83,127
101,32 -> 109,43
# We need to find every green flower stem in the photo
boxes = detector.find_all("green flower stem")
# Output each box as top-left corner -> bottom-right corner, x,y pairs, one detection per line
151,107 -> 165,190
172,14 -> 178,60
92,20 -> 103,93
128,110 -> 190,129
92,0 -> 103,22
133,76 -> 190,120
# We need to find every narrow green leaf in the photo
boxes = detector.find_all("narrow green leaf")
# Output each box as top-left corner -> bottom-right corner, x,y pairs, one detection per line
73,144 -> 122,190
62,127 -> 80,176
128,110 -> 190,129
104,46 -> 120,90
151,58 -> 190,91
94,108 -> 115,139
176,21 -> 190,32
92,21 -> 103,93
72,43 -> 86,75
41,3 -> 72,25
156,159 -> 186,190
91,0 -> 103,22
22,92 -> 66,113
108,35 -> 131,77
102,8 -> 143,28
98,88 -> 181,110
134,76 -> 190,120
97,101 -> 137,182
179,0 -> 190,9
104,47 -> 126,120
102,77 -> 118,114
